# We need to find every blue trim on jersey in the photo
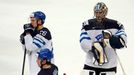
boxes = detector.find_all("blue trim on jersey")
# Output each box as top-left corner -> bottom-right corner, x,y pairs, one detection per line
116,33 -> 127,36
95,34 -> 103,41
80,37 -> 91,43
115,30 -> 127,36
33,42 -> 41,48
80,32 -> 88,36
34,38 -> 46,45
115,30 -> 124,34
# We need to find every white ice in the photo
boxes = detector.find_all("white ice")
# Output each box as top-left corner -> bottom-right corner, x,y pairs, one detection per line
0,0 -> 134,75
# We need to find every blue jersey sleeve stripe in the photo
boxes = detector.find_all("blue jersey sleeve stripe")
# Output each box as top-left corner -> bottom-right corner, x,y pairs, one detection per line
115,30 -> 127,36
80,37 -> 91,43
33,42 -> 42,48
80,32 -> 88,36
34,36 -> 45,43
115,30 -> 124,34
116,33 -> 127,36
34,38 -> 46,45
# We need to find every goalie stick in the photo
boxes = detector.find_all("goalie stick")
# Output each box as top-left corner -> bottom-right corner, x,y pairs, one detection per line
115,51 -> 127,75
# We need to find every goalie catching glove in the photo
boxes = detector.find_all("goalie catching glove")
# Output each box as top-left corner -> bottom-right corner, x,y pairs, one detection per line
102,30 -> 126,49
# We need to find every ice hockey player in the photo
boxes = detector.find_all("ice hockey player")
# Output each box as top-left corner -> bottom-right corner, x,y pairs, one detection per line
80,2 -> 127,75
37,48 -> 58,75
20,11 -> 54,75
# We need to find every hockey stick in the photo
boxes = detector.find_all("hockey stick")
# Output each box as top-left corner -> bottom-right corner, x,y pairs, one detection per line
22,48 -> 27,75
115,51 -> 127,75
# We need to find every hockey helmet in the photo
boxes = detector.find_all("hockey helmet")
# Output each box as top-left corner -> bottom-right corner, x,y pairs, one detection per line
94,2 -> 108,17
30,11 -> 46,24
37,48 -> 53,61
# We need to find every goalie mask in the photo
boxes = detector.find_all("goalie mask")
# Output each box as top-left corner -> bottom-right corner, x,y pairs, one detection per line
94,2 -> 108,22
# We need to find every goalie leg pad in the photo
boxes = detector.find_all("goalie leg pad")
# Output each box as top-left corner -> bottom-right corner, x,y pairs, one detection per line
80,70 -> 95,75
100,72 -> 115,75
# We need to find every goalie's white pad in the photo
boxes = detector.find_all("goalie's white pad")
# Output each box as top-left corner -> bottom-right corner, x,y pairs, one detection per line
80,70 -> 95,75
80,70 -> 115,75
100,72 -> 115,75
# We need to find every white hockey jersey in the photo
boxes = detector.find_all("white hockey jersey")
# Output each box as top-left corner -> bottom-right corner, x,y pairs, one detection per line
23,27 -> 54,75
80,18 -> 127,68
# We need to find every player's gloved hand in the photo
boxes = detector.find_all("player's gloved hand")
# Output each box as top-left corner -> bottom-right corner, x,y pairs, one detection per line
23,23 -> 34,34
109,35 -> 125,49
102,30 -> 125,49
20,32 -> 25,44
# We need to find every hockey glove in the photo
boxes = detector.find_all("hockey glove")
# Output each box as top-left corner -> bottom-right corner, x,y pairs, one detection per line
23,23 -> 34,34
109,35 -> 125,49
20,32 -> 25,44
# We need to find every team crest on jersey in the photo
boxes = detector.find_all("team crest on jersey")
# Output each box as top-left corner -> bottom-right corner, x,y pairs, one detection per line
40,30 -> 47,37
